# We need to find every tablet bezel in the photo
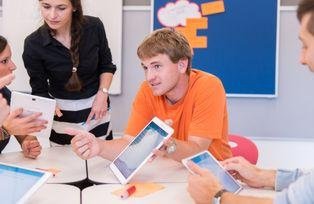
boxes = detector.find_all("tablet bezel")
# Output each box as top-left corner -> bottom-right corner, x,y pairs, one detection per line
182,150 -> 242,194
10,91 -> 56,138
0,162 -> 51,203
109,117 -> 174,184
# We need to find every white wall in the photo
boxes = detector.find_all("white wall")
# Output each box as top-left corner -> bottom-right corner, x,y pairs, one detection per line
254,139 -> 314,169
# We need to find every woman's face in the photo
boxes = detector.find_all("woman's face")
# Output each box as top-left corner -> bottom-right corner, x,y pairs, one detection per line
0,44 -> 16,80
39,0 -> 74,31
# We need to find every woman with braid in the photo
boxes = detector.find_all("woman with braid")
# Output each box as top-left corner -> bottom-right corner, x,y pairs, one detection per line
23,0 -> 116,145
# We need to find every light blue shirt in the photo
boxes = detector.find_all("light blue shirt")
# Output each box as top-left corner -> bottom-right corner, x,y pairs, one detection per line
274,168 -> 314,204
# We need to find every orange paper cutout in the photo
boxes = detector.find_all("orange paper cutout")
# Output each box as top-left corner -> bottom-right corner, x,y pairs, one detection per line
112,182 -> 165,198
201,1 -> 225,16
176,17 -> 208,48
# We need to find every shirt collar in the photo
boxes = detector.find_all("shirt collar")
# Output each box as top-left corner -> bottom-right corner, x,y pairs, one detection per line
39,26 -> 53,47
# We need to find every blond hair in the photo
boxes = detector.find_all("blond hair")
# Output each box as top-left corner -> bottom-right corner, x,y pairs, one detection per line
137,28 -> 192,74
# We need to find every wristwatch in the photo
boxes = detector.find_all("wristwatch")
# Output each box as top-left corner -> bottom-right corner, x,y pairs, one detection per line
212,189 -> 228,204
99,87 -> 109,94
166,139 -> 177,154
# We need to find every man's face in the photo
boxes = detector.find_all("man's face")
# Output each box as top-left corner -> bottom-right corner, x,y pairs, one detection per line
299,13 -> 314,71
140,54 -> 186,96
0,44 -> 16,81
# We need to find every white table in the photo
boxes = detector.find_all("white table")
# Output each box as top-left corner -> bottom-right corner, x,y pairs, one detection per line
0,146 -> 87,183
26,184 -> 80,204
82,183 -> 277,204
240,185 -> 276,198
82,183 -> 194,204
87,156 -> 189,184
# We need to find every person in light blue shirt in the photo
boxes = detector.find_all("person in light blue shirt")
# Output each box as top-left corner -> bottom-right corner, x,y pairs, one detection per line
187,0 -> 314,203
188,157 -> 314,204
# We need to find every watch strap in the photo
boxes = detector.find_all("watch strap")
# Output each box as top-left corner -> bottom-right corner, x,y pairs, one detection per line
213,189 -> 228,204
166,139 -> 177,154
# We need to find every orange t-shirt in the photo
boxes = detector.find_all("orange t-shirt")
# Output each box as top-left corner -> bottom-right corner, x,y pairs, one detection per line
125,69 -> 231,160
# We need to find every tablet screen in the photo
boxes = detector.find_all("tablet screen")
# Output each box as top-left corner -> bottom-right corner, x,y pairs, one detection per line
113,121 -> 169,179
189,152 -> 242,193
0,163 -> 50,203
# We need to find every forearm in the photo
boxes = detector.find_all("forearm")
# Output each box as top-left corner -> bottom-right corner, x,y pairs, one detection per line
166,139 -> 207,161
221,192 -> 273,204
99,73 -> 113,90
97,136 -> 131,161
258,169 -> 277,188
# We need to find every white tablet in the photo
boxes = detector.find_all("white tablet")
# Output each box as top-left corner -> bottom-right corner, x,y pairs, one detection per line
110,117 -> 174,184
0,162 -> 51,204
182,150 -> 242,193
10,91 -> 56,138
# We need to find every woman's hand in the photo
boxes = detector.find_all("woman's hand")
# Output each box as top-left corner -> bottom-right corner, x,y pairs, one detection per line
55,105 -> 63,117
21,136 -> 42,159
0,94 -> 9,127
86,91 -> 108,123
3,108 -> 47,136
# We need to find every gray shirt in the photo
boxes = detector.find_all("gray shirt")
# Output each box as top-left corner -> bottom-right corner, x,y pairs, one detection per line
274,168 -> 314,204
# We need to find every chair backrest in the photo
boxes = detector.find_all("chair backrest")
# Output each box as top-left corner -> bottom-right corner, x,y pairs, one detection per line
228,134 -> 259,164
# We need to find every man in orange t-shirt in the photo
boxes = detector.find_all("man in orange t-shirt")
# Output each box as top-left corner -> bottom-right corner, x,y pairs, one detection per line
125,69 -> 230,161
69,28 -> 231,162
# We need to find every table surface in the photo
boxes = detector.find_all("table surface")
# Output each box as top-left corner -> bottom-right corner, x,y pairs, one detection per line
0,147 -> 277,203
0,146 -> 87,183
82,183 -> 194,204
26,184 -> 80,204
82,183 -> 277,204
87,156 -> 189,184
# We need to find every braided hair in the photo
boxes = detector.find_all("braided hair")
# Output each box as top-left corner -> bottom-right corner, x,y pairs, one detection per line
41,0 -> 84,91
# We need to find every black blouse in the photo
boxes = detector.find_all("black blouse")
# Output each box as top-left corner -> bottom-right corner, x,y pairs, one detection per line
0,87 -> 11,153
23,16 -> 116,100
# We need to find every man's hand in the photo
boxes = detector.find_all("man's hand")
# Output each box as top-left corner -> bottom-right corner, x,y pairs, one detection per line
68,129 -> 101,160
187,161 -> 223,204
3,108 -> 47,135
21,136 -> 42,159
221,156 -> 276,188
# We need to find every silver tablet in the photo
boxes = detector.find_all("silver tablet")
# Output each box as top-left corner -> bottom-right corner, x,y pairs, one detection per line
0,162 -> 51,204
110,117 -> 174,184
182,150 -> 242,193
10,91 -> 56,138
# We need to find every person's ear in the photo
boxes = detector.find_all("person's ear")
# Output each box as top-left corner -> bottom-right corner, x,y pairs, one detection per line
178,59 -> 188,73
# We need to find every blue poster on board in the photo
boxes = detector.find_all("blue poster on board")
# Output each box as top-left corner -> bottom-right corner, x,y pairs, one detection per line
153,0 -> 278,97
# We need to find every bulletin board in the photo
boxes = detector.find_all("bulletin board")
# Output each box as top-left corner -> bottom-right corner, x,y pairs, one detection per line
152,0 -> 279,97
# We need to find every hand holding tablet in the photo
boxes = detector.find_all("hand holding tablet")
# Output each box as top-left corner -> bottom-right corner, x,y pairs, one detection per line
182,150 -> 242,193
10,91 -> 56,138
110,117 -> 174,184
